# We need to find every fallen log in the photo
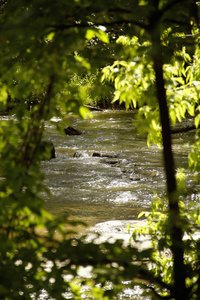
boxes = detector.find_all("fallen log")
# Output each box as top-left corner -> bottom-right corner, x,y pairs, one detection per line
171,124 -> 197,134
85,105 -> 103,111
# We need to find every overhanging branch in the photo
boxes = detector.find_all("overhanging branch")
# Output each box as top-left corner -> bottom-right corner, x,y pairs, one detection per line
49,19 -> 148,32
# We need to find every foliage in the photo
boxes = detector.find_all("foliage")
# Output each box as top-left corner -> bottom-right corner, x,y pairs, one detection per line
102,38 -> 200,148
131,191 -> 200,299
0,1 -> 116,299
68,73 -> 114,109
101,1 -> 200,299
1,0 -> 200,300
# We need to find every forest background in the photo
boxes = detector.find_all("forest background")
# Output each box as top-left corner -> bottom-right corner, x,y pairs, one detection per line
1,0 -> 200,299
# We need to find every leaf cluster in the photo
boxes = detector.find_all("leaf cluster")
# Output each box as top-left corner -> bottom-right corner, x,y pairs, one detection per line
1,0 -> 200,299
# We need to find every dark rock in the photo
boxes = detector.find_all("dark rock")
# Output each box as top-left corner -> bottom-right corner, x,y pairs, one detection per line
64,126 -> 82,136
42,141 -> 56,159
100,158 -> 119,165
92,152 -> 101,157
103,154 -> 119,158
92,152 -> 119,158
73,151 -> 89,158
73,151 -> 82,158
50,143 -> 56,159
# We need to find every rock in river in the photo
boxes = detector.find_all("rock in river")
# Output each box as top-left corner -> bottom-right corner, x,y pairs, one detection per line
92,152 -> 119,158
41,141 -> 56,159
64,126 -> 82,136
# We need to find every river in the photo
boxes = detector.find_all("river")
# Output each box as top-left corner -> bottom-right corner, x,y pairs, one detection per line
42,109 -> 195,228
0,109 -> 197,299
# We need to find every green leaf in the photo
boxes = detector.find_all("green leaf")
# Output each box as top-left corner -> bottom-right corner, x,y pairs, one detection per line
195,114 -> 200,128
0,85 -> 7,105
170,109 -> 176,125
79,106 -> 93,119
74,53 -> 91,70
85,29 -> 109,44
138,211 -> 146,219
45,32 -> 55,41
96,30 -> 109,44
187,104 -> 195,116
85,29 -> 95,40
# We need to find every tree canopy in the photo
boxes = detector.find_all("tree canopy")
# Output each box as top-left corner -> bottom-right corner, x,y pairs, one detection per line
1,0 -> 200,299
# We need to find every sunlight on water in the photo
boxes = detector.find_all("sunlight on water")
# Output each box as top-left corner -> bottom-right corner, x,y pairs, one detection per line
40,110 -> 195,226
112,191 -> 138,203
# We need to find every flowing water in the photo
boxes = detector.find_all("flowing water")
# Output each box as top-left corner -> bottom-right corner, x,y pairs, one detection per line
42,109 -> 196,228
0,110 -> 198,299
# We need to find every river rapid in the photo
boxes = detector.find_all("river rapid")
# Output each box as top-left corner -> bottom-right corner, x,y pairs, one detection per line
0,109 -> 198,299
42,109 -> 195,228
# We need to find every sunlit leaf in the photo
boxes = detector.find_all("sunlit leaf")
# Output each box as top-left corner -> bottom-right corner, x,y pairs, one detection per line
79,106 -> 93,119
85,29 -> 109,44
0,85 -> 7,105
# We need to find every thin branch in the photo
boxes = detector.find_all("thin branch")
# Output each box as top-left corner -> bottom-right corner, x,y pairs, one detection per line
49,19 -> 148,32
164,19 -> 192,27
175,32 -> 200,38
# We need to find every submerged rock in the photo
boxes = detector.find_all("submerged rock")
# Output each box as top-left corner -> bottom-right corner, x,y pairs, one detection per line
99,157 -> 159,181
92,152 -> 119,158
73,151 -> 89,158
100,158 -> 119,165
64,126 -> 82,136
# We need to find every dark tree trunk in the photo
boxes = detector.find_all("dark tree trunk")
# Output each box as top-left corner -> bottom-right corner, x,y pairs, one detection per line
151,29 -> 187,300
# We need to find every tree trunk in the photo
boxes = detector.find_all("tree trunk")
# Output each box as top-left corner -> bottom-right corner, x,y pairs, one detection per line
151,29 -> 187,299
